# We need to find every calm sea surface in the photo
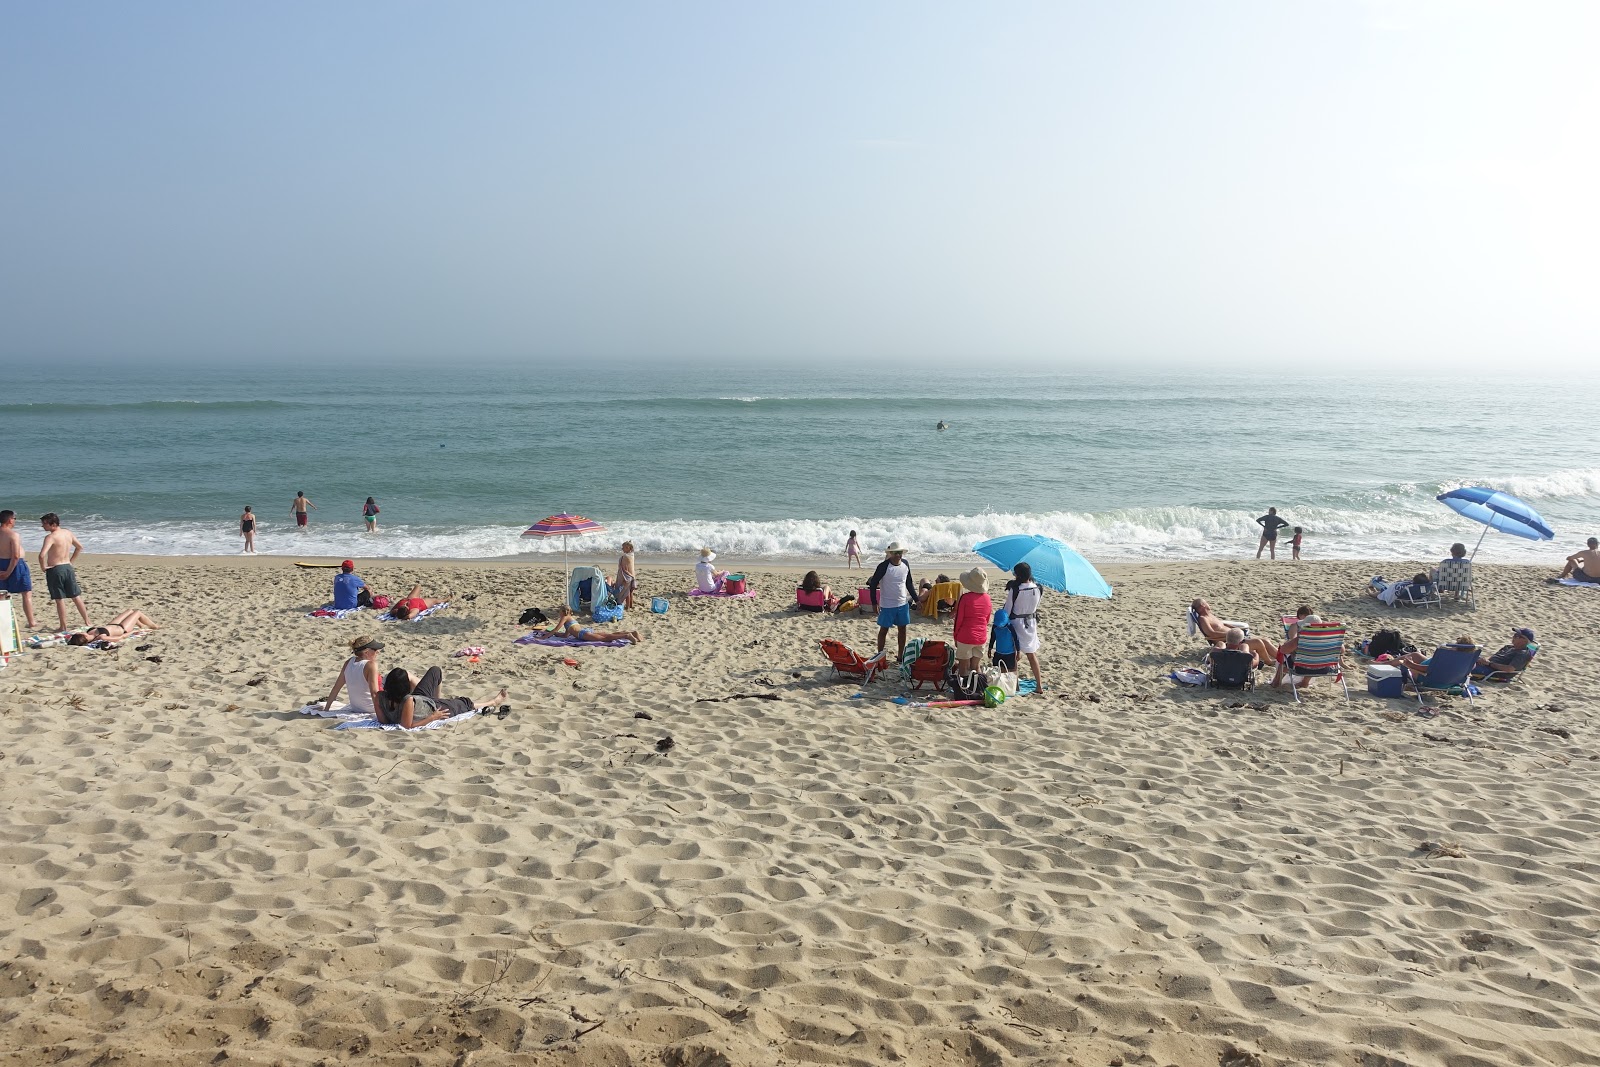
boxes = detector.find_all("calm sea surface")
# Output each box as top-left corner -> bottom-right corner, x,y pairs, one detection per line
3,361 -> 1597,565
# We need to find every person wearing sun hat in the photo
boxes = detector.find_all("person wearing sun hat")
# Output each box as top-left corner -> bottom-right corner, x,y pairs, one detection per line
695,547 -> 728,594
952,567 -> 992,680
331,559 -> 369,610
866,541 -> 916,660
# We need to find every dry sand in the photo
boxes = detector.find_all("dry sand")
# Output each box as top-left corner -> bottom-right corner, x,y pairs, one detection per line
1,554 -> 1597,1066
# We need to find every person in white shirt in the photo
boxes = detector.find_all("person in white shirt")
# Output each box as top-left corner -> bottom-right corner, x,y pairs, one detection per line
866,541 -> 916,660
695,547 -> 728,593
1002,562 -> 1046,692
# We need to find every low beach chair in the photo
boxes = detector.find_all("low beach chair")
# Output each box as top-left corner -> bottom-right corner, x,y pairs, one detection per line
1432,559 -> 1476,609
820,639 -> 884,685
908,640 -> 953,691
1186,607 -> 1248,641
1406,644 -> 1479,707
1204,649 -> 1257,691
1286,622 -> 1349,703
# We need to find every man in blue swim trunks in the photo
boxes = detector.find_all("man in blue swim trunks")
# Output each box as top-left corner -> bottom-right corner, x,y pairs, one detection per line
867,541 -> 916,661
0,510 -> 37,630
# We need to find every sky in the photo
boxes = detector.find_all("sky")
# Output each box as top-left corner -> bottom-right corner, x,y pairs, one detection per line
2,1 -> 1597,369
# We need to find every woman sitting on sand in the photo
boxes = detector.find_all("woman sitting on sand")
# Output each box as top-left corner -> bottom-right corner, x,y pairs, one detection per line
322,635 -> 383,716
66,608 -> 160,646
376,666 -> 507,729
547,605 -> 644,644
387,584 -> 448,620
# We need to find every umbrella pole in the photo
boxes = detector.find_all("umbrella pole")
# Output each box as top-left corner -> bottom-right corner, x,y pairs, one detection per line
1469,525 -> 1489,562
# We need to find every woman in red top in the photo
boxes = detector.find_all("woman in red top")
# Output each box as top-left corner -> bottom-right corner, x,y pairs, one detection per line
952,567 -> 993,678
388,583 -> 447,620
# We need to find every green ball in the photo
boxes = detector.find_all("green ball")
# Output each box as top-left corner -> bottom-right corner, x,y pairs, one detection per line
982,686 -> 1007,708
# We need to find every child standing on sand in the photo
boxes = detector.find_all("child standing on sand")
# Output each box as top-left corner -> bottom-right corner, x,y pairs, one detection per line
846,530 -> 861,568
1290,526 -> 1304,561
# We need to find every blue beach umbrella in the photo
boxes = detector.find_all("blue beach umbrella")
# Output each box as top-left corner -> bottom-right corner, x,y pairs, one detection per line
1436,487 -> 1554,559
972,534 -> 1113,599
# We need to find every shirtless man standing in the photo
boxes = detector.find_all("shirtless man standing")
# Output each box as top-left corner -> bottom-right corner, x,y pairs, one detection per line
1554,537 -> 1600,584
38,513 -> 89,631
0,510 -> 37,629
291,491 -> 317,532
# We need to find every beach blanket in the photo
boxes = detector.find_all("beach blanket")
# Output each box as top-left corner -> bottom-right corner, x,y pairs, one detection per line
333,708 -> 479,731
306,606 -> 366,620
25,632 -> 71,648
377,602 -> 449,623
294,701 -> 364,719
514,632 -> 630,648
25,628 -> 152,649
1557,577 -> 1600,588
688,587 -> 757,601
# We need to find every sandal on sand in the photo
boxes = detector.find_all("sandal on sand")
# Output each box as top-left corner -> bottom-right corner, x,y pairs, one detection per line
495,704 -> 512,719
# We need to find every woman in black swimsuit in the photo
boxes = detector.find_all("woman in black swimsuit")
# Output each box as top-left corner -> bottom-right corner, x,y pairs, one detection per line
240,506 -> 256,554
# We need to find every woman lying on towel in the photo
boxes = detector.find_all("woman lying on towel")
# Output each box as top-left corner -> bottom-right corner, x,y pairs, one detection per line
376,666 -> 507,729
387,584 -> 448,620
66,608 -> 160,646
546,606 -> 644,645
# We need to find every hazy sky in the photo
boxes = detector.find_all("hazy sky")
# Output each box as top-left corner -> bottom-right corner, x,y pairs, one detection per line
3,2 -> 1596,367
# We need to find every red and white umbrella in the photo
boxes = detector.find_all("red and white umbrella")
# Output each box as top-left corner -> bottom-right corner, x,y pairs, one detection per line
521,513 -> 607,584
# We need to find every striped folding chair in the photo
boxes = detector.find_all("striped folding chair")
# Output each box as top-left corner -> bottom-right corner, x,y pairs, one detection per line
1287,622 -> 1349,703
1433,559 -> 1476,609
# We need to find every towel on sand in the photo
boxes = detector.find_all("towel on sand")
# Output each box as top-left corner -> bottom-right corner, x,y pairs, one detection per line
688,587 -> 756,600
294,702 -> 363,719
333,708 -> 479,731
306,606 -> 365,620
514,632 -> 630,648
1557,577 -> 1600,588
377,602 -> 449,622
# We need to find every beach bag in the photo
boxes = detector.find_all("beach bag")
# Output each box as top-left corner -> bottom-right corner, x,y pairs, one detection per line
945,665 -> 984,701
984,666 -> 1020,697
518,606 -> 549,626
371,594 -> 391,610
357,588 -> 375,609
834,596 -> 856,614
1367,628 -> 1404,659
593,601 -> 623,624
650,596 -> 669,614
724,574 -> 747,595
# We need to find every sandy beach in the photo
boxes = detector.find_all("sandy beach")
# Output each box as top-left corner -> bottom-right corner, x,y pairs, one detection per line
2,554 -> 1597,1066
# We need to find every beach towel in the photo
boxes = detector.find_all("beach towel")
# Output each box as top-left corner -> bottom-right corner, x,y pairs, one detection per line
306,606 -> 366,620
377,602 -> 450,623
25,632 -> 71,648
514,632 -> 630,648
1557,577 -> 1600,588
333,708 -> 479,731
1170,667 -> 1209,687
688,587 -> 756,600
294,701 -> 364,719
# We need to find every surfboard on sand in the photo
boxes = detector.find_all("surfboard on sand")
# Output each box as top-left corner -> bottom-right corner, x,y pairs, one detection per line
294,562 -> 344,569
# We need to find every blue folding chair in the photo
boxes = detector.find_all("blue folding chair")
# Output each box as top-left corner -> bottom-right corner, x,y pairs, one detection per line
1407,644 -> 1480,707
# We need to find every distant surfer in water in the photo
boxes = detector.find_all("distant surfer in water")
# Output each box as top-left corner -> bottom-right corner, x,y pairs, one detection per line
936,421 -> 948,431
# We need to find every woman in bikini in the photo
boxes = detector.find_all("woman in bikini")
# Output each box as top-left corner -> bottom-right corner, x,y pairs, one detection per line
66,609 -> 160,646
387,584 -> 448,620
240,506 -> 256,553
548,605 -> 644,644
376,666 -> 507,729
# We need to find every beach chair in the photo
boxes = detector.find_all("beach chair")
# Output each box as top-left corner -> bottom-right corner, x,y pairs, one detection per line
567,567 -> 609,615
1186,607 -> 1249,641
1204,649 -> 1257,691
1394,581 -> 1441,609
908,640 -> 953,691
919,580 -> 962,619
1432,559 -> 1476,609
820,639 -> 884,685
795,588 -> 828,613
1286,622 -> 1349,703
1405,644 -> 1479,707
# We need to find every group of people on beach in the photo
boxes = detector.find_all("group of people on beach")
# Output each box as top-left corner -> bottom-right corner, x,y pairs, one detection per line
237,493 -> 381,552
1,510 -> 90,632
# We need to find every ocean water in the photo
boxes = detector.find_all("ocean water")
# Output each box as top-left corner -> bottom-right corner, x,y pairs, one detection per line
3,360 -> 1598,566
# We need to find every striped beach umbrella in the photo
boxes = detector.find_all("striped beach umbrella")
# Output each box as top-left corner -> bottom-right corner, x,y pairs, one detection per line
522,512 -> 607,584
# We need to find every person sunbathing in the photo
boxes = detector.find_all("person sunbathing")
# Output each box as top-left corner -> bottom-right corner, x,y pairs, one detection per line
387,584 -> 447,620
1190,599 -> 1278,663
65,608 -> 159,646
547,606 -> 644,644
376,666 -> 507,729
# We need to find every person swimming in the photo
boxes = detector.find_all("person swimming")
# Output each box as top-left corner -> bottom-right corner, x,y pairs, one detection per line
936,420 -> 948,431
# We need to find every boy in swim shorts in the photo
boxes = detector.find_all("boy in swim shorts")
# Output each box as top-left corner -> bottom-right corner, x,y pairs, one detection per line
38,513 -> 89,631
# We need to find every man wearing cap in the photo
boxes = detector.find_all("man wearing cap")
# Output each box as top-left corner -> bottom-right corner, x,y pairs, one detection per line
867,542 -> 916,660
332,560 -> 370,610
1472,628 -> 1537,677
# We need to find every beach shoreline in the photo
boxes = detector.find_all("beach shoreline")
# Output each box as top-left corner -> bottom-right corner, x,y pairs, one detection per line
2,554 -> 1596,1066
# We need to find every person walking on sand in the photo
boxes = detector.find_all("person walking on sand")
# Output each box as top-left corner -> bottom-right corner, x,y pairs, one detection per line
0,510 -> 37,630
363,497 -> 380,533
1255,507 -> 1289,560
1002,562 -> 1046,692
240,506 -> 256,553
867,541 -> 916,661
38,513 -> 89,631
290,491 -> 316,532
846,530 -> 861,569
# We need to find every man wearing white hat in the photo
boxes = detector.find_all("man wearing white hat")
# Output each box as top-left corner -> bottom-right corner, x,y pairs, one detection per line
695,548 -> 728,594
866,542 -> 916,660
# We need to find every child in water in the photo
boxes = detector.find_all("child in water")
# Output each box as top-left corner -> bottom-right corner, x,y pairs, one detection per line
1290,526 -> 1304,561
846,530 -> 861,568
